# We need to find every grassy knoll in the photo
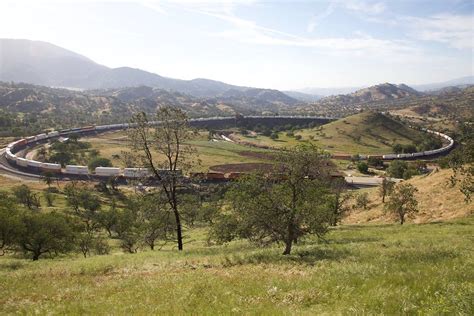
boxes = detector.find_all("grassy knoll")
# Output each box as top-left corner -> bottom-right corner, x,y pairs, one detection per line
1,217 -> 473,314
235,112 -> 427,154
86,130 -> 272,171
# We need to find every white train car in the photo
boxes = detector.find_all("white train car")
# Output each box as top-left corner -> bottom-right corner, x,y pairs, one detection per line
40,163 -> 62,173
48,131 -> 60,138
34,133 -> 47,141
65,165 -> 89,175
123,168 -> 151,178
26,159 -> 42,170
16,157 -> 29,167
5,148 -> 16,162
95,167 -> 121,177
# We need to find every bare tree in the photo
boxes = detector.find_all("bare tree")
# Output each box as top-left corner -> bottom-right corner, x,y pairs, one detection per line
127,107 -> 197,251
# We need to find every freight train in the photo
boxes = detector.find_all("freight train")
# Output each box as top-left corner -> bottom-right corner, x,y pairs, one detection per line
4,121 -> 454,180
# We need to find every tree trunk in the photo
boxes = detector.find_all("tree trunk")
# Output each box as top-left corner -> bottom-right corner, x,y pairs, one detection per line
283,239 -> 292,255
400,215 -> 405,225
173,208 -> 183,251
32,252 -> 40,261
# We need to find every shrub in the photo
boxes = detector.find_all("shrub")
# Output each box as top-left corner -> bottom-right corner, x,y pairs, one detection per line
357,162 -> 369,174
88,157 -> 112,171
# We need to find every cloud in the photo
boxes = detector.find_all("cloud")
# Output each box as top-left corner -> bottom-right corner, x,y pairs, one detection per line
194,5 -> 418,58
339,0 -> 386,15
307,2 -> 336,33
404,14 -> 474,50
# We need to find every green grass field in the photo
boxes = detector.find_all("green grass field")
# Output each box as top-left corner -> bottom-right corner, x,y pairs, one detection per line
1,217 -> 473,315
85,130 -> 272,172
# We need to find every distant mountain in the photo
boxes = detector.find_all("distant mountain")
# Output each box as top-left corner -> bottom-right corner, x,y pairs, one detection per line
0,39 -> 298,106
296,86 -> 362,97
412,76 -> 474,92
0,82 -> 250,124
0,38 -> 108,88
283,91 -> 322,102
318,83 -> 421,106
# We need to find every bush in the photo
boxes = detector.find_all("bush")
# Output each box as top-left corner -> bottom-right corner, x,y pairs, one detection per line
270,132 -> 279,140
367,156 -> 383,167
355,192 -> 369,210
295,135 -> 302,140
88,157 -> 112,171
357,162 -> 369,174
387,161 -> 420,179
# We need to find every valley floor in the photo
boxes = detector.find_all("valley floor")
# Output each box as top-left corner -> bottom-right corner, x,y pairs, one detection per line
1,217 -> 473,315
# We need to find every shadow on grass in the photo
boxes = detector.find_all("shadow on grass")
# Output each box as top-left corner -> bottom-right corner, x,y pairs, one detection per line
389,249 -> 459,263
329,236 -> 382,245
0,260 -> 26,271
221,246 -> 350,267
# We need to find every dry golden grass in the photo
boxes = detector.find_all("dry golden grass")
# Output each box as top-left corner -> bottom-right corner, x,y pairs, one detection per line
344,168 -> 473,225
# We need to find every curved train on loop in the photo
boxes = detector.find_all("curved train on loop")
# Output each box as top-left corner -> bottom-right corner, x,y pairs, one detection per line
4,118 -> 455,180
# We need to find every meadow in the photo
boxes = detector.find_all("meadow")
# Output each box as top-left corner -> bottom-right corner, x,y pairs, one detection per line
1,217 -> 472,314
85,130 -> 272,171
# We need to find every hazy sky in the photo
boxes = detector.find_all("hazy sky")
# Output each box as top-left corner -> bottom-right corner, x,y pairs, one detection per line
0,0 -> 473,90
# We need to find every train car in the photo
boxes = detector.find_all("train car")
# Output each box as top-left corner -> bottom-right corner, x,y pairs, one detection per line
331,154 -> 352,160
5,149 -> 16,163
34,133 -> 47,142
205,172 -> 226,181
16,157 -> 29,167
95,167 -> 121,177
48,131 -> 60,138
12,139 -> 28,149
367,155 -> 383,159
40,163 -> 62,173
65,165 -> 90,175
80,126 -> 96,132
25,136 -> 36,143
59,128 -> 72,135
95,125 -> 110,131
123,168 -> 151,178
26,159 -> 42,171
382,154 -> 397,160
226,172 -> 245,180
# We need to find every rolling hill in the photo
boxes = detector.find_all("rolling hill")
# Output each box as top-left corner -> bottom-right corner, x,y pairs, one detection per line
302,111 -> 427,154
232,111 -> 428,155
317,83 -> 421,106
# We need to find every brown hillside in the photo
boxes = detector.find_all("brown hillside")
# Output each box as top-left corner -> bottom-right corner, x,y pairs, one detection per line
343,168 -> 473,225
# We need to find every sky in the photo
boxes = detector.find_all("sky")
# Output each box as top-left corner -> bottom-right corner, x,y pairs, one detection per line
0,0 -> 473,90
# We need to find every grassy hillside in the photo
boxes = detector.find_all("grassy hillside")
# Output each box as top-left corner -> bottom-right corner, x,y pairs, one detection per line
344,168 -> 473,224
235,112 -> 426,154
1,217 -> 472,314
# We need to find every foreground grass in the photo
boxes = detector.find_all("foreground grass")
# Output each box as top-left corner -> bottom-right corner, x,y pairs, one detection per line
1,218 -> 473,315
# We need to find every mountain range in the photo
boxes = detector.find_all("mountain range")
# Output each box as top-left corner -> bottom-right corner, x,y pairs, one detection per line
0,39 -> 474,106
0,39 -> 299,107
